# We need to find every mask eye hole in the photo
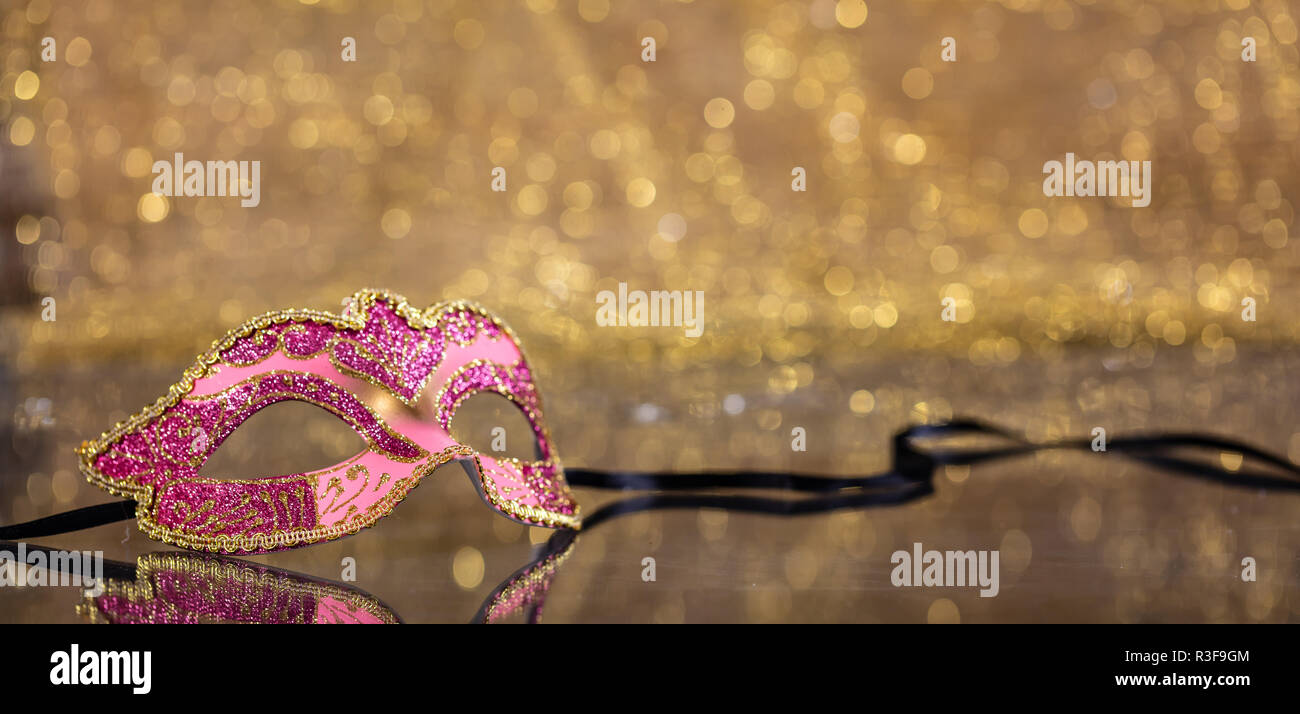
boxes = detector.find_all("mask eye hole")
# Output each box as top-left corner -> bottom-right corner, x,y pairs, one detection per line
198,401 -> 369,478
448,392 -> 541,462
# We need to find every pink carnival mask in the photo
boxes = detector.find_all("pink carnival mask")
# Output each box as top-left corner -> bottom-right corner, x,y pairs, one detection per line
76,289 -> 580,554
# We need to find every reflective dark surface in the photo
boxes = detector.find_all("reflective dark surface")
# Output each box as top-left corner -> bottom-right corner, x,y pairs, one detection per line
4,347 -> 1300,623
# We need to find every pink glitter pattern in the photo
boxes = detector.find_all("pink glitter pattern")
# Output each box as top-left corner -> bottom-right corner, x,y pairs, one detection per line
91,596 -> 200,624
486,579 -> 553,624
93,370 -> 422,488
218,301 -> 504,403
153,475 -> 317,539
85,556 -> 395,624
518,461 -> 576,515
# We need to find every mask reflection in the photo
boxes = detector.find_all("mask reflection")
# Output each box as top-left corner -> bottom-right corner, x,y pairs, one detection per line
77,550 -> 401,624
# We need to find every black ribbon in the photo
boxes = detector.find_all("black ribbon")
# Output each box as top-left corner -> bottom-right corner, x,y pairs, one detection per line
0,500 -> 135,541
5,419 -> 1298,542
568,418 -> 1300,499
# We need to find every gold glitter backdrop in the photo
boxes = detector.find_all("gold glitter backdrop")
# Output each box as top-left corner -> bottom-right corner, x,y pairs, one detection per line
2,0 -> 1298,370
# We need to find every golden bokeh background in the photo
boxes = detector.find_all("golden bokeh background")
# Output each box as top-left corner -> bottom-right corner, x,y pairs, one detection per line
2,0 -> 1299,622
